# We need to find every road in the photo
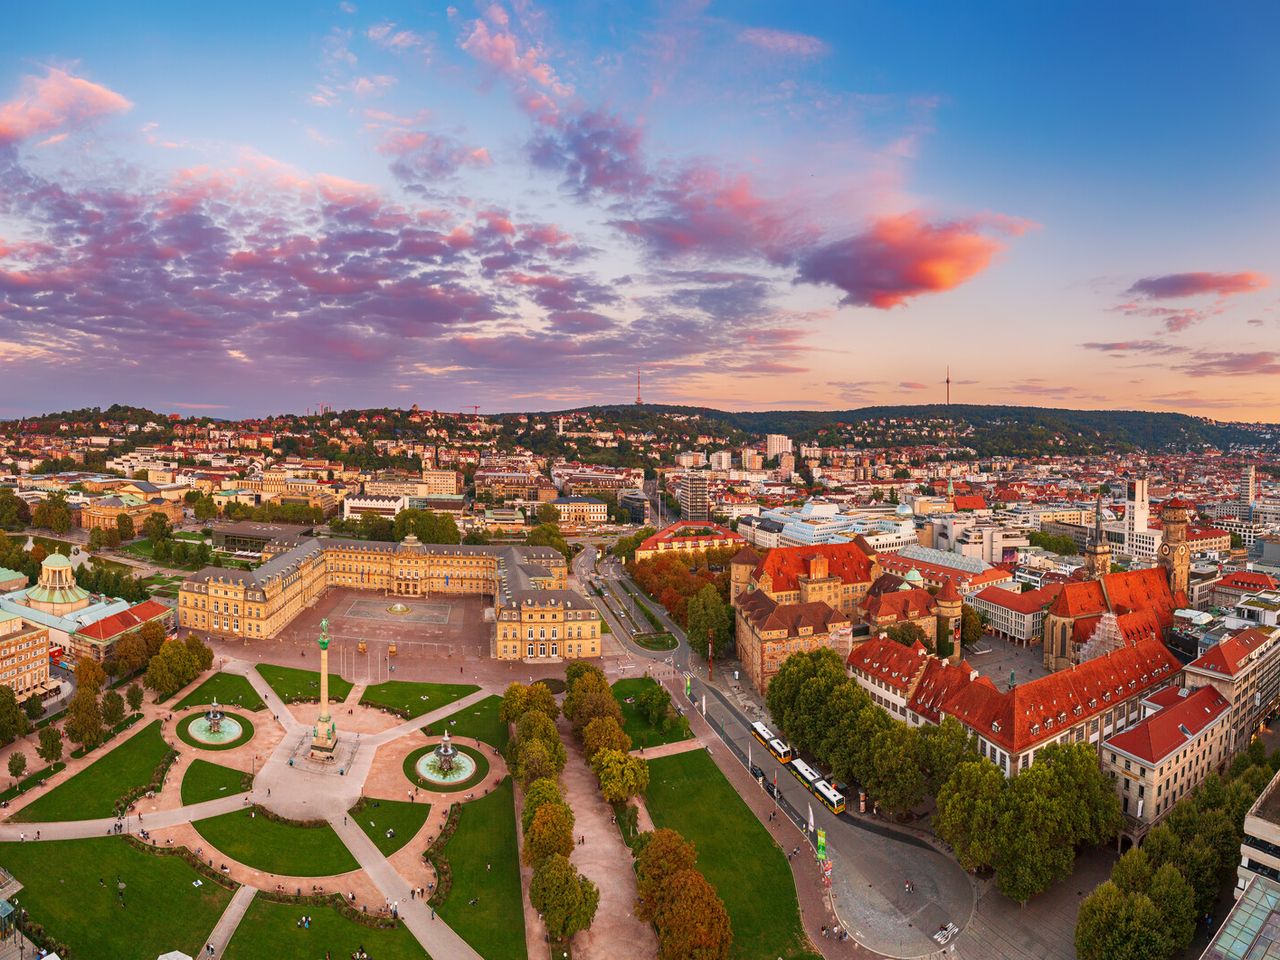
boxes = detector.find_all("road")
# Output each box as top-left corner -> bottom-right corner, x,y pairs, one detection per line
574,541 -> 976,958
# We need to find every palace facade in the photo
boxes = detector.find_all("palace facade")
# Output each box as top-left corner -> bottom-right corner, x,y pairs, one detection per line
178,534 -> 599,661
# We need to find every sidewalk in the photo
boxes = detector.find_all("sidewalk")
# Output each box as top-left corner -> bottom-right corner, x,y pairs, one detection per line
208,883 -> 258,959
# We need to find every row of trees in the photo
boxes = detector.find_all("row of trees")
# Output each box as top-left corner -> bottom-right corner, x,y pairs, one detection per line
1074,743 -> 1280,960
499,680 -> 599,943
64,657 -> 145,750
611,527 -> 655,563
628,547 -> 736,641
0,489 -> 31,531
633,829 -> 733,960
564,663 -> 649,804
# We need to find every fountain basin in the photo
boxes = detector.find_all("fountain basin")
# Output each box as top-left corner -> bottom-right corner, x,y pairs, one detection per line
178,711 -> 255,751
403,743 -> 490,793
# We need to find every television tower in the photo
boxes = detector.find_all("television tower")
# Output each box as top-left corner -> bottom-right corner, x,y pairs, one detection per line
636,369 -> 643,405
945,366 -> 951,406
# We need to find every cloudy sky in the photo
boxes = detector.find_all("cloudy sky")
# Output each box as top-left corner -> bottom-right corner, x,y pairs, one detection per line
1,1 -> 1277,418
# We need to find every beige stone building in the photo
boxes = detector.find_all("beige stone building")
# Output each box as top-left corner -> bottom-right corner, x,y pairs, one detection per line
734,589 -> 851,694
1101,684 -> 1231,845
81,494 -> 184,532
550,497 -> 607,527
1183,626 -> 1280,753
729,541 -> 878,617
420,469 -> 464,497
179,534 -> 595,661
0,611 -> 51,703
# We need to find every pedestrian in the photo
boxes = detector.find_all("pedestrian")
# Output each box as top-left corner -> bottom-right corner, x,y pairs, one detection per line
430,907 -> 435,920
35,830 -> 39,840
821,925 -> 828,938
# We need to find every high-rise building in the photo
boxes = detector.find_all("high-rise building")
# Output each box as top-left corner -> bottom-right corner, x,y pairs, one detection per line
1125,477 -> 1150,555
678,471 -> 710,521
709,450 -> 733,471
1242,465 -> 1257,519
741,448 -> 764,471
765,434 -> 793,459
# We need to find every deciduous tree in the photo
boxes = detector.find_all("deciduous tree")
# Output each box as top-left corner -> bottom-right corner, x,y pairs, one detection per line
522,801 -> 575,866
516,737 -> 567,786
64,688 -> 104,749
635,828 -> 698,922
589,748 -> 649,803
935,758 -> 1005,871
686,583 -> 731,658
116,513 -> 135,541
144,638 -> 198,698
582,715 -> 631,762
7,751 -> 26,783
37,725 -> 63,765
530,854 -> 599,941
0,687 -> 27,745
101,689 -> 125,728
126,682 -> 144,713
521,778 -> 564,832
865,725 -> 926,816
651,869 -> 732,960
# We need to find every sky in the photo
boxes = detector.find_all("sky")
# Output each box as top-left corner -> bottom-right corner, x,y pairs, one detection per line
1,1 -> 1278,420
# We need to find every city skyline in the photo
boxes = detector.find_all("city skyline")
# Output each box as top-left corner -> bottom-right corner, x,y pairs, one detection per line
1,1 -> 1278,418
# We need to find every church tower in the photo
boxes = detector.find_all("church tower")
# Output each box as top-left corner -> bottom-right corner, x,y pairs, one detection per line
1158,498 -> 1192,599
1083,494 -> 1111,580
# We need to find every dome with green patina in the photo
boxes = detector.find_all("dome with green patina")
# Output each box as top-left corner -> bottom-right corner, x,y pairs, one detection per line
42,553 -> 72,569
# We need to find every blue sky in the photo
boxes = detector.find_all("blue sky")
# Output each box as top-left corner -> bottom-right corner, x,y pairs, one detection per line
0,1 -> 1276,417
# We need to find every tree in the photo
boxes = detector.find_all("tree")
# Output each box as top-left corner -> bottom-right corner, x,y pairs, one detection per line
516,737 -> 567,786
101,689 -> 126,727
75,656 -> 107,697
138,620 -> 168,659
32,492 -> 72,533
530,854 -> 599,941
183,633 -> 214,673
527,522 -> 572,559
0,489 -> 31,531
500,681 -> 559,725
651,869 -> 733,960
563,671 -> 622,736
764,648 -> 845,747
523,800 -> 575,866
865,725 -> 926,816
37,725 -> 63,765
116,513 -> 135,541
686,584 -> 731,658
884,621 -> 927,648
194,497 -> 218,522
1110,848 -> 1152,895
537,503 -> 562,526
126,682 -> 144,713
144,638 -> 199,698
22,694 -> 43,724
0,687 -> 27,745
7,751 -> 26,783
88,527 -> 106,551
113,632 -> 149,678
960,605 -> 985,647
918,716 -> 975,794
64,688 -> 104,749
993,762 -> 1075,903
1148,862 -> 1197,955
582,715 -> 631,762
635,829 -> 699,921
935,758 -> 1005,871
143,511 -> 173,544
514,710 -> 559,751
590,748 -> 650,803
521,778 -> 564,832
830,702 -> 892,789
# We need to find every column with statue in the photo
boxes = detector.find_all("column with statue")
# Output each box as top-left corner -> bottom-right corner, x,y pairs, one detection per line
311,618 -> 338,757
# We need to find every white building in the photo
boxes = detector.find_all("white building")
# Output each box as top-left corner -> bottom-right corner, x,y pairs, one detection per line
765,434 -> 793,459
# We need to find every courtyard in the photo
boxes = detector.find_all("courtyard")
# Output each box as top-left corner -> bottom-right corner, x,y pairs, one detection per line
964,632 -> 1052,689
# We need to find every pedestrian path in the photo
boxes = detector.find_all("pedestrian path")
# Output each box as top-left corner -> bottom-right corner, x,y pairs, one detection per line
367,689 -> 490,747
344,682 -> 367,705
330,812 -> 483,960
208,883 -> 258,958
0,793 -> 249,841
223,661 -> 305,734
628,738 -> 702,760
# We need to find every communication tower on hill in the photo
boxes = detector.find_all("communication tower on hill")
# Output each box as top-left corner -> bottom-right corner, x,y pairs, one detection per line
636,369 -> 643,405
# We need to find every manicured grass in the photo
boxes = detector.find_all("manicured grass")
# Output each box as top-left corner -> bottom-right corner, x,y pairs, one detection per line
181,759 -> 251,805
87,555 -> 132,576
349,797 -> 432,856
174,672 -> 267,711
633,631 -> 677,651
257,664 -> 353,704
404,744 -> 490,793
193,808 -> 358,877
223,895 -> 424,960
646,750 -> 818,960
613,677 -> 691,749
14,720 -> 170,822
0,762 -> 65,803
0,836 -> 233,959
431,694 -> 509,751
438,778 -> 527,960
360,679 -> 478,718
177,711 -> 255,751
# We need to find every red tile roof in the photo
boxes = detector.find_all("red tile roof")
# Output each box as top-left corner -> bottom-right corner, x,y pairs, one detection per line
877,554 -> 1012,591
1104,685 -> 1228,764
75,599 -> 171,642
1217,571 -> 1277,592
973,583 -> 1062,616
908,657 -> 978,724
860,588 -> 935,624
1186,627 -> 1278,678
1048,568 -> 1182,632
941,638 -> 1182,754
846,637 -> 928,694
737,590 -> 849,637
952,495 -> 988,511
637,521 -> 743,553
753,541 -> 874,593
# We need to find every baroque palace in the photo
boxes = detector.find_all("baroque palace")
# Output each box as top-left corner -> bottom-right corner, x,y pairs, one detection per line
178,534 -> 601,661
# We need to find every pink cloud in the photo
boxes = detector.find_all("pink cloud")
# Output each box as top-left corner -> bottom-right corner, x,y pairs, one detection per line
737,27 -> 829,58
1080,340 -> 1186,355
899,381 -> 927,390
460,18 -> 571,107
796,212 -> 1032,308
0,68 -> 132,145
1126,271 -> 1270,300
1179,351 -> 1280,378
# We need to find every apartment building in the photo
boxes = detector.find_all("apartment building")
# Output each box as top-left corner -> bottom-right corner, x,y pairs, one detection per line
0,611 -> 51,703
1183,627 -> 1280,753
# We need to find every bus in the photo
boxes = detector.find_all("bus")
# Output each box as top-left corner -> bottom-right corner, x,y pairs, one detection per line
768,738 -> 793,764
750,721 -> 775,747
789,758 -> 821,790
814,780 -> 847,815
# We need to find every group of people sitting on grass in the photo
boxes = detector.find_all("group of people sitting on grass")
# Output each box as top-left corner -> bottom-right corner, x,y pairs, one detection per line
296,914 -> 313,929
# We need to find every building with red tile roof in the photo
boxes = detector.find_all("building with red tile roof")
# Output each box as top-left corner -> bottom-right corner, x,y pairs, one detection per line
71,598 -> 173,661
846,637 -> 931,721
859,586 -> 940,645
907,656 -> 980,725
940,637 -> 1181,775
634,520 -> 744,562
952,495 -> 989,512
969,583 -> 1063,643
1102,684 -> 1231,843
1211,571 -> 1279,609
1042,567 -> 1185,671
734,541 -> 878,617
1184,626 -> 1280,754
735,590 -> 852,695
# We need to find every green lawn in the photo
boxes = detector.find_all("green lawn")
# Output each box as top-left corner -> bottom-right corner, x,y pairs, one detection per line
438,778 -> 526,960
87,555 -> 132,576
193,808 -> 358,877
360,679 -> 478,718
257,664 -> 353,704
174,672 -> 266,711
223,895 -> 425,960
646,750 -> 818,960
613,677 -> 692,749
181,759 -> 251,805
0,836 -> 233,959
432,694 -> 509,751
349,798 -> 432,856
14,720 -> 170,822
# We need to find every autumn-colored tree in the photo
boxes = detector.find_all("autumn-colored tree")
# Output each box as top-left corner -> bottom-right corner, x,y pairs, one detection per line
651,869 -> 732,960
137,620 -> 167,659
635,828 -> 698,921
113,631 -> 149,678
126,682 -> 144,713
522,801 -> 575,866
521,778 -> 564,832
563,671 -> 622,736
589,748 -> 649,804
64,687 -> 104,749
530,854 -> 599,941
582,715 -> 631,762
75,656 -> 107,697
516,737 -> 567,786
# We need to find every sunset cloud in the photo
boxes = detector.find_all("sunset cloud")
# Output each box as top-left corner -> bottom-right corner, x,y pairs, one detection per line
0,67 -> 131,144
737,28 -> 830,58
796,213 -> 1031,308
1126,271 -> 1270,300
